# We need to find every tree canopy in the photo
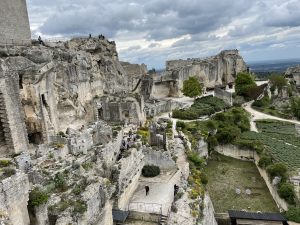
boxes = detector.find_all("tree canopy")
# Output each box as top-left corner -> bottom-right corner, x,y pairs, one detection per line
182,76 -> 202,98
269,74 -> 287,90
235,72 -> 257,97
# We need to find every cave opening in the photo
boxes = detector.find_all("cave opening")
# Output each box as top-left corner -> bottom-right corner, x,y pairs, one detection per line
28,132 -> 43,145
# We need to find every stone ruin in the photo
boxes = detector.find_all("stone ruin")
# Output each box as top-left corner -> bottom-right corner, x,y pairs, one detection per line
153,49 -> 248,98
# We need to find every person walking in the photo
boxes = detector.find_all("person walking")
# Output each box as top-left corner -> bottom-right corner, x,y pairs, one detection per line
145,186 -> 150,196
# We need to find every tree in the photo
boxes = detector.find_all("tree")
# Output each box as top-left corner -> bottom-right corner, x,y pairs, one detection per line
182,76 -> 202,98
269,74 -> 287,90
235,72 -> 256,98
290,97 -> 300,119
266,162 -> 288,179
278,182 -> 295,204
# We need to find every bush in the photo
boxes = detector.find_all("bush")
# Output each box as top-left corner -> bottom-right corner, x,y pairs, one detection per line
73,200 -> 87,215
182,76 -> 202,98
54,173 -> 68,191
284,206 -> 300,222
1,168 -> 16,179
187,152 -> 205,169
142,165 -> 160,177
29,188 -> 49,207
278,182 -> 295,204
253,96 -> 270,108
216,126 -> 241,144
0,160 -> 11,168
199,173 -> 208,185
258,156 -> 272,168
176,121 -> 186,130
266,163 -> 288,179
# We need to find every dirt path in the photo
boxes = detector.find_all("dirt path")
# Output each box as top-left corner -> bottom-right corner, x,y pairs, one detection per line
244,101 -> 300,125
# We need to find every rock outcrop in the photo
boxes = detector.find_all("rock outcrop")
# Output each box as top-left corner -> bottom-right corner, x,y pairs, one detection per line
154,50 -> 247,97
285,65 -> 300,87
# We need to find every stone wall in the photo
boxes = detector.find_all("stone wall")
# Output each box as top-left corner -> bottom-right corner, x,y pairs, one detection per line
214,88 -> 233,106
198,193 -> 218,225
0,173 -> 30,225
144,99 -> 185,117
0,0 -> 31,44
117,149 -> 144,209
143,149 -> 176,170
0,71 -> 29,156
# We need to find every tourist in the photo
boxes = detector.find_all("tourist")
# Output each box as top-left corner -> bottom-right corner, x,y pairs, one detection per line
174,184 -> 179,196
145,186 -> 150,196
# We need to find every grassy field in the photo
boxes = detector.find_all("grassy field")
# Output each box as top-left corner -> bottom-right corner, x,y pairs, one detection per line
204,153 -> 278,213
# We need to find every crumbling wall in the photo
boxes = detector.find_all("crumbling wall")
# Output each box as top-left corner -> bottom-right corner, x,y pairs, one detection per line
0,71 -> 28,156
214,88 -> 233,106
117,149 -> 144,209
143,149 -> 176,170
0,173 -> 30,225
161,50 -> 247,97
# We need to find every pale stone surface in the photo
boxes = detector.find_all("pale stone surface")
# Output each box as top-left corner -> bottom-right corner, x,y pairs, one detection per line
0,0 -> 31,44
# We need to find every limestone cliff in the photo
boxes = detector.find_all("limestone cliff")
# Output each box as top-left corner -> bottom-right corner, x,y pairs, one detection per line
0,38 -> 133,144
162,50 -> 247,96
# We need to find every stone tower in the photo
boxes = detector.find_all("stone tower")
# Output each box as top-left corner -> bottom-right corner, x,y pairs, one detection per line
0,0 -> 31,45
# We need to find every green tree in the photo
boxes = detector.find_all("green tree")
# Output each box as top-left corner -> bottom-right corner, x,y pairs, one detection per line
269,74 -> 287,90
266,162 -> 288,179
235,72 -> 256,97
278,182 -> 295,204
182,76 -> 202,98
290,97 -> 300,119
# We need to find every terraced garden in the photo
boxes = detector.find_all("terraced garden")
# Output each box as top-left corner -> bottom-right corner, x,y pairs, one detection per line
172,95 -> 228,120
239,120 -> 300,169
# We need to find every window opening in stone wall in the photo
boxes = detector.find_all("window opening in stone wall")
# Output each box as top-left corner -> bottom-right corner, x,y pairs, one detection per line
28,132 -> 43,145
19,74 -> 23,89
98,108 -> 103,119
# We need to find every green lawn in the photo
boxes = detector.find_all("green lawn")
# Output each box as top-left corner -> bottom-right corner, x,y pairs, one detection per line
204,153 -> 278,213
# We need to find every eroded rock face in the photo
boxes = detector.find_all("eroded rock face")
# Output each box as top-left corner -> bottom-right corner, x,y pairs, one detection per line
285,65 -> 300,87
0,38 -> 131,144
161,50 -> 247,97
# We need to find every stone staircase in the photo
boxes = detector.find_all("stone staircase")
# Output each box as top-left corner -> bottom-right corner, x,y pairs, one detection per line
0,92 -> 13,152
159,214 -> 168,225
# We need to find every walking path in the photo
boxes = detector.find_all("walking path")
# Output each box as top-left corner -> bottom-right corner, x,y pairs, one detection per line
243,101 -> 300,133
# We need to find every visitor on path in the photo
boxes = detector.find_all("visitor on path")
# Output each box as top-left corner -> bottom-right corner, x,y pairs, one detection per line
145,186 -> 150,196
174,184 -> 179,196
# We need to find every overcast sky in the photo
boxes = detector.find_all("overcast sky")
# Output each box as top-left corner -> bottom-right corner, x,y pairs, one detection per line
27,0 -> 300,69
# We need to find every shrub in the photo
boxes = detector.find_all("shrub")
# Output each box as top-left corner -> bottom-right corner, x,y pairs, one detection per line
258,156 -> 272,168
278,182 -> 295,204
0,160 -> 11,168
176,121 -> 186,130
187,152 -> 205,169
216,126 -> 241,144
199,173 -> 208,185
54,173 -> 68,191
73,200 -> 87,215
1,168 -> 16,178
266,163 -> 288,179
142,165 -> 160,177
29,188 -> 49,207
284,206 -> 300,222
207,135 -> 218,152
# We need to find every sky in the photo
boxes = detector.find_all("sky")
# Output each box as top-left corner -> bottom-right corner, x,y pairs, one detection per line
26,0 -> 300,69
